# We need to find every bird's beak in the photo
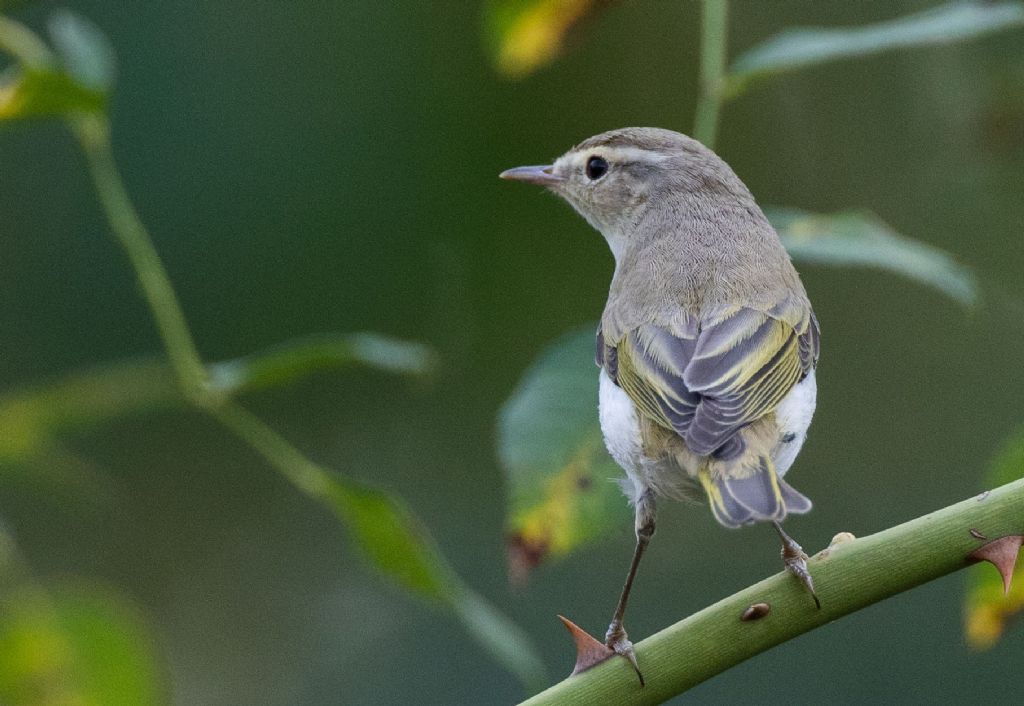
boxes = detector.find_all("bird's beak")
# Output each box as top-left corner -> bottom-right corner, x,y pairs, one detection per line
499,164 -> 563,187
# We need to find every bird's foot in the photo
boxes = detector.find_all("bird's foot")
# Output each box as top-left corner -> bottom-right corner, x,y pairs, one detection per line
775,526 -> 821,609
605,621 -> 644,686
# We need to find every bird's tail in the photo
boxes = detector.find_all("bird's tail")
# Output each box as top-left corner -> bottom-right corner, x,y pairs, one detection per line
699,457 -> 812,529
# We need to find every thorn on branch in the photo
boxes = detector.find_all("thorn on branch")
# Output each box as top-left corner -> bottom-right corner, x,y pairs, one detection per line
968,535 -> 1023,595
557,615 -> 613,676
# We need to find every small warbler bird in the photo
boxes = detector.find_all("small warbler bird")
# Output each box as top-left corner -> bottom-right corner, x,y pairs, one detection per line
501,127 -> 820,681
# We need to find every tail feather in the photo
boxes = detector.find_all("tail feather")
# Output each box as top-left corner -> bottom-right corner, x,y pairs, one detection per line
778,477 -> 812,515
701,457 -> 812,528
703,477 -> 754,528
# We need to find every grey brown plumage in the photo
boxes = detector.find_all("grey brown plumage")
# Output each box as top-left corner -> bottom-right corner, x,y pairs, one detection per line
500,127 -> 822,676
563,128 -> 820,526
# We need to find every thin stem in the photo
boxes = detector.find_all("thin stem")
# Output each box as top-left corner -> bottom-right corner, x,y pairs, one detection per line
209,400 -> 331,499
693,0 -> 728,148
520,478 -> 1024,705
70,114 -> 209,402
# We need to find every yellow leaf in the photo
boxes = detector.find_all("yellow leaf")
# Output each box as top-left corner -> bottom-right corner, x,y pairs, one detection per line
965,559 -> 1024,648
499,328 -> 631,580
510,435 -> 606,558
487,0 -> 609,78
964,427 -> 1024,648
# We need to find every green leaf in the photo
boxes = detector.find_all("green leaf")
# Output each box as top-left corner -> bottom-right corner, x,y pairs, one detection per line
207,332 -> 436,395
498,326 -> 629,577
727,1 -> 1024,96
0,67 -> 106,121
483,0 -> 612,78
0,583 -> 164,706
0,14 -> 108,121
320,474 -> 458,602
964,427 -> 1024,649
48,10 -> 116,92
769,208 -> 979,308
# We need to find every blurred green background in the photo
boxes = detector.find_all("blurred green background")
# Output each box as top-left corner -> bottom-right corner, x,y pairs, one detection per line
2,0 -> 1023,703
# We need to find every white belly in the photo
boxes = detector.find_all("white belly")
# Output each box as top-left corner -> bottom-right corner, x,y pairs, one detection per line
598,368 -> 647,504
772,369 -> 817,476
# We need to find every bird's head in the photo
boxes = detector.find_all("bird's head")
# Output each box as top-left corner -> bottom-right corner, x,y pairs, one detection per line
500,127 -> 746,259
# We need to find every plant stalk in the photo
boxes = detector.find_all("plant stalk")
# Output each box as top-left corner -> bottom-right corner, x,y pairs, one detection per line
693,0 -> 728,148
71,114 -> 210,403
520,478 -> 1024,705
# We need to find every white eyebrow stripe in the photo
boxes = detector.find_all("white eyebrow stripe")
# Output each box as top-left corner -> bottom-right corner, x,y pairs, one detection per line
590,146 -> 672,164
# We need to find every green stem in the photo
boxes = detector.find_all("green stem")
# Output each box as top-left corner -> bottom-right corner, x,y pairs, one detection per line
693,0 -> 728,148
70,114 -> 209,402
208,400 -> 332,498
520,478 -> 1024,705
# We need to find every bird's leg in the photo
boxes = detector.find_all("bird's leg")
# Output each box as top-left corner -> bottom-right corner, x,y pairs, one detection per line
772,521 -> 820,609
605,489 -> 655,686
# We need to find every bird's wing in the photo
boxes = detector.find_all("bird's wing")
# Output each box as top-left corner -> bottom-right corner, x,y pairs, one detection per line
602,299 -> 818,459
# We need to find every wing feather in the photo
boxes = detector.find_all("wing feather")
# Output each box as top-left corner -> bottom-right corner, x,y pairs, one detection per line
603,301 -> 818,458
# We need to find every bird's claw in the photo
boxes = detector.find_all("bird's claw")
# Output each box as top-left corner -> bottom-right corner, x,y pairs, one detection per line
779,537 -> 821,609
606,623 -> 645,686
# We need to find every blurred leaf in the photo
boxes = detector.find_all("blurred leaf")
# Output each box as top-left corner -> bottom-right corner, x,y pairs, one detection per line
320,474 -> 457,602
47,10 -> 115,92
0,67 -> 105,120
0,13 -> 108,121
727,1 -> 1024,96
0,334 -> 434,465
498,326 -> 629,579
769,208 -> 979,308
0,360 -> 177,463
484,0 -> 615,78
0,583 -> 164,706
964,427 -> 1024,649
207,332 -> 436,395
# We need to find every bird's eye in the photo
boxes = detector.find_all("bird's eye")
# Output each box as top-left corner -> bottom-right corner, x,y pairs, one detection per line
585,155 -> 609,180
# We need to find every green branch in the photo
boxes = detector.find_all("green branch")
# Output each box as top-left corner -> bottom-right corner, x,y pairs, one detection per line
692,0 -> 728,148
520,478 -> 1024,705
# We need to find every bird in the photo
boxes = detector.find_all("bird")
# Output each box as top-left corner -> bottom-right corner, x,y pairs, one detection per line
500,127 -> 820,682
